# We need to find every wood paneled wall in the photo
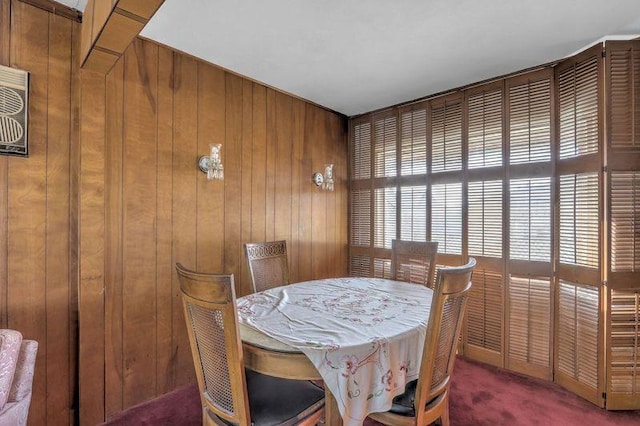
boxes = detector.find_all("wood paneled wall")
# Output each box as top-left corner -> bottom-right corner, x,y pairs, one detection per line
1,2 -> 347,424
78,38 -> 348,423
0,1 -> 77,424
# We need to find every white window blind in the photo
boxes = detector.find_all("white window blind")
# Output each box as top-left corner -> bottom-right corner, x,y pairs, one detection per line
400,185 -> 427,241
509,78 -> 552,164
431,183 -> 462,254
558,55 -> 599,158
468,89 -> 503,169
352,122 -> 371,179
559,173 -> 599,268
400,109 -> 427,176
468,180 -> 503,258
374,187 -> 396,249
374,116 -> 397,178
431,100 -> 462,172
510,178 -> 551,262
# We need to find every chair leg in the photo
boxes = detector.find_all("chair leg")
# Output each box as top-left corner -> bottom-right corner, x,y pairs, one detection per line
439,396 -> 450,426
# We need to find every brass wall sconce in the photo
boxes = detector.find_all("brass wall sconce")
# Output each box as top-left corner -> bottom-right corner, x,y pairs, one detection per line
198,143 -> 224,180
312,164 -> 334,191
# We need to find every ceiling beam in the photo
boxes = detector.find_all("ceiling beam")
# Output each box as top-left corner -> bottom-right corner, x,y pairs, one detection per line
80,0 -> 164,74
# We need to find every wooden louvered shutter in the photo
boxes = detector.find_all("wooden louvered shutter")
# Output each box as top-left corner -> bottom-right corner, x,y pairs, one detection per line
606,40 -> 640,409
430,94 -> 464,267
463,82 -> 505,367
400,107 -> 427,176
554,46 -> 605,407
506,69 -> 554,380
350,118 -> 373,276
400,185 -> 427,241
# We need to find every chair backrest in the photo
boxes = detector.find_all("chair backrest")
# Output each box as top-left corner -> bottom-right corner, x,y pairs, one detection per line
176,263 -> 251,425
244,240 -> 290,293
391,240 -> 439,288
413,258 -> 475,424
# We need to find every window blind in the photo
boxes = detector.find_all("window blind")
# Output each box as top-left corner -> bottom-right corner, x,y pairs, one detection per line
509,78 -> 552,164
431,183 -> 462,254
400,108 -> 427,176
508,275 -> 551,376
510,178 -> 551,262
431,98 -> 462,172
400,185 -> 427,241
352,122 -> 371,180
468,88 -> 503,168
610,172 -> 640,273
468,180 -> 502,258
558,55 -> 599,158
374,187 -> 396,249
559,173 -> 599,268
557,280 -> 600,391
608,43 -> 640,151
374,116 -> 397,178
607,289 -> 640,409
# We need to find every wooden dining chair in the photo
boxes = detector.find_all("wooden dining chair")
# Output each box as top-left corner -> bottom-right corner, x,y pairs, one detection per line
176,263 -> 324,426
369,258 -> 476,426
391,240 -> 439,288
244,240 -> 290,293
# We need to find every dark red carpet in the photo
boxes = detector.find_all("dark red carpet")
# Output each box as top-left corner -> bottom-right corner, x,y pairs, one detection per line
103,357 -> 640,425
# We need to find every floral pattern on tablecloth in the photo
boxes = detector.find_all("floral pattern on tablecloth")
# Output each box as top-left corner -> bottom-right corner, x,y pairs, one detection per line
237,277 -> 432,426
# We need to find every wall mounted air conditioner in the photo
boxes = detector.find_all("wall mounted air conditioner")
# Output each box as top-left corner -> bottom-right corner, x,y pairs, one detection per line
0,64 -> 29,157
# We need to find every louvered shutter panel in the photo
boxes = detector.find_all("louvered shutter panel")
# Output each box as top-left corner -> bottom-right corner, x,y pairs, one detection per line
373,258 -> 392,279
431,97 -> 462,173
352,122 -> 371,180
509,77 -> 552,164
558,54 -> 600,158
510,178 -> 551,262
374,115 -> 397,178
556,281 -> 603,406
431,183 -> 462,255
468,180 -> 502,258
400,108 -> 427,175
610,172 -> 640,283
468,88 -> 503,168
400,185 -> 427,241
374,187 -> 396,249
508,275 -> 552,379
607,289 -> 640,409
607,41 -> 640,152
350,256 -> 371,278
559,173 -> 599,268
350,189 -> 371,247
465,268 -> 503,366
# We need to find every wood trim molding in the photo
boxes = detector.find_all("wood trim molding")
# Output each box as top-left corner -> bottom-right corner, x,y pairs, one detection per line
17,0 -> 82,22
81,0 -> 164,74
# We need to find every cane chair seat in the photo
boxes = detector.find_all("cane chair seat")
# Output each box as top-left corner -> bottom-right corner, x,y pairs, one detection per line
369,258 -> 476,426
391,240 -> 439,289
176,263 -> 324,426
244,240 -> 290,293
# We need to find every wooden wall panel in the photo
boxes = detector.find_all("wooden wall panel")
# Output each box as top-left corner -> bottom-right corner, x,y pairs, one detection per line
0,2 -> 76,424
89,37 -> 348,422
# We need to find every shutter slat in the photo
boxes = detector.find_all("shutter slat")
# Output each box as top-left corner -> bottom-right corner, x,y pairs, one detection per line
469,180 -> 503,258
400,185 -> 427,241
350,255 -> 371,277
432,99 -> 462,172
510,178 -> 551,262
467,268 -> 503,353
468,89 -> 503,169
374,187 -> 396,249
608,289 -> 640,406
350,190 -> 371,247
610,172 -> 640,274
401,109 -> 427,176
510,78 -> 552,164
374,116 -> 397,178
431,183 -> 462,254
352,122 -> 371,179
609,45 -> 640,151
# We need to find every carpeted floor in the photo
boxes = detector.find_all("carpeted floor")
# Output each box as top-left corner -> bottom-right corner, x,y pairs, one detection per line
103,357 -> 640,425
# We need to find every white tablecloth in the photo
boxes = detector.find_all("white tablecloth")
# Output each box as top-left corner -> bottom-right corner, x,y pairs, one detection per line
237,277 -> 432,426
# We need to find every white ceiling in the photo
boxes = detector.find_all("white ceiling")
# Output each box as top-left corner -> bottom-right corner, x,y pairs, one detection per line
58,0 -> 640,116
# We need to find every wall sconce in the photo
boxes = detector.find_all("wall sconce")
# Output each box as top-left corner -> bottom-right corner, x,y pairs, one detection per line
198,143 -> 224,180
312,164 -> 334,191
